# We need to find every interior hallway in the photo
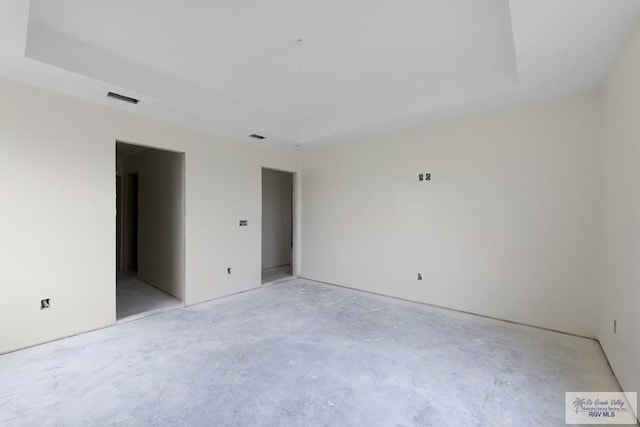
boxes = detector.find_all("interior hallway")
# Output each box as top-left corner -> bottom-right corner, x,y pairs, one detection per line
116,273 -> 182,321
0,279 -> 619,426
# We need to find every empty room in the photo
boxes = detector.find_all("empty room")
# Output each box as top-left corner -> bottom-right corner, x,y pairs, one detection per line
0,1 -> 639,426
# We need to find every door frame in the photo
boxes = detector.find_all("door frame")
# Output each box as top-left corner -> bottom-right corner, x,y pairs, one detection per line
115,140 -> 187,304
260,167 -> 299,281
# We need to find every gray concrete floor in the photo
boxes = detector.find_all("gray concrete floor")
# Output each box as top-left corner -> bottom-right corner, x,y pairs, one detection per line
116,272 -> 182,321
0,279 -> 621,426
262,264 -> 293,285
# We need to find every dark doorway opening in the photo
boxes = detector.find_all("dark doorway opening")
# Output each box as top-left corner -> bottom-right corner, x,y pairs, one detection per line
116,142 -> 185,321
261,168 -> 295,284
126,173 -> 139,273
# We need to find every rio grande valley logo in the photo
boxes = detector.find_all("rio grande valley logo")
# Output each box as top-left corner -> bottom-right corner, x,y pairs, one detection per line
566,392 -> 637,425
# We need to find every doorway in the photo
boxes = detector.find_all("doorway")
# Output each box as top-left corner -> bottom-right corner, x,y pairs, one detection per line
125,173 -> 138,272
115,142 -> 185,321
261,168 -> 295,284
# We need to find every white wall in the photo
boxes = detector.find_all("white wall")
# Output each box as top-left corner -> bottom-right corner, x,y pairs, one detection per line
121,148 -> 185,300
261,168 -> 293,270
598,23 -> 640,398
301,92 -> 601,337
137,149 -> 184,299
0,79 -> 299,354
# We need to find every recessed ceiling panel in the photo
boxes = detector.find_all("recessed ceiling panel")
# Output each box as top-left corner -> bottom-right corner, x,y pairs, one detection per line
14,0 -> 640,148
27,0 -> 516,142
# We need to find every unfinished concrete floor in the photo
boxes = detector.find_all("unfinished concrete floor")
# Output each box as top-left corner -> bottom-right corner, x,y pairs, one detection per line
0,279 -> 620,426
116,272 -> 182,321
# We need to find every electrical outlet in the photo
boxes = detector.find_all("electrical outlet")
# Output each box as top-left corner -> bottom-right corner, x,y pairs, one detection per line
227,267 -> 231,274
40,298 -> 51,310
614,320 -> 617,334
417,273 -> 422,280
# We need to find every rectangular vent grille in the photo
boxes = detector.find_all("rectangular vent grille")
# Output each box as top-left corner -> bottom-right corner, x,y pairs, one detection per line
107,92 -> 139,104
249,134 -> 265,140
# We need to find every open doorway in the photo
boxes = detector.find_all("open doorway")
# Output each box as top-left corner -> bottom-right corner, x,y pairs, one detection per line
261,168 -> 295,284
116,142 -> 185,321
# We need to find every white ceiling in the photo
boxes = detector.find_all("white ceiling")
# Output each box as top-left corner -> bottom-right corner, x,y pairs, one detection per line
1,0 -> 640,151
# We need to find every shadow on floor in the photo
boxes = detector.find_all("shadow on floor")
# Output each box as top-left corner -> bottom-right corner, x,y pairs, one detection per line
261,264 -> 293,285
116,273 -> 182,321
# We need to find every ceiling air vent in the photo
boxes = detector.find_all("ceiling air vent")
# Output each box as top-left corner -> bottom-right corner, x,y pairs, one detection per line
249,134 -> 266,140
107,91 -> 139,104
